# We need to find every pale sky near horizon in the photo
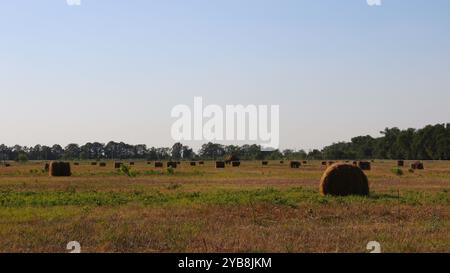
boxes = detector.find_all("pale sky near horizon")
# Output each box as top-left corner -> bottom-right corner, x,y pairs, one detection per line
1,0 -> 449,151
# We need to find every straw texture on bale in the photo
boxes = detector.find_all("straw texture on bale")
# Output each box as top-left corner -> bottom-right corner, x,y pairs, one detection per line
49,162 -> 71,177
320,163 -> 369,196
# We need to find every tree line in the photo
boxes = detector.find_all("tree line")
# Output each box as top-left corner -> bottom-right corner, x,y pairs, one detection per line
1,124 -> 449,162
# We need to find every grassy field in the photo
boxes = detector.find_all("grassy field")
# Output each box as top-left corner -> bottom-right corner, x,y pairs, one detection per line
0,160 -> 448,253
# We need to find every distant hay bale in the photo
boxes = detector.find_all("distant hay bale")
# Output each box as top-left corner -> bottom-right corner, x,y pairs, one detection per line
353,161 -> 358,166
280,161 -> 284,164
91,162 -> 97,166
358,161 -> 371,171
49,162 -> 71,177
216,161 -> 225,168
397,160 -> 404,167
225,155 -> 240,164
167,162 -> 177,168
321,161 -> 327,166
44,163 -> 50,172
232,161 -> 241,167
327,161 -> 335,166
99,162 -> 106,167
147,161 -> 152,165
262,161 -> 268,166
190,162 -> 197,166
4,163 -> 11,167
199,161 -> 205,165
319,163 -> 369,196
114,162 -> 123,169
411,161 -> 424,170
303,161 -> 307,164
154,162 -> 163,168
290,161 -> 301,168
129,162 -> 135,166
74,162 -> 79,166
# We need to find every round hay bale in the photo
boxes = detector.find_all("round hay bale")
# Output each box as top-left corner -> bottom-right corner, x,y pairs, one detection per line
49,162 -> 71,177
231,161 -> 241,167
319,163 -> 369,196
225,155 -> 240,164
290,161 -> 301,168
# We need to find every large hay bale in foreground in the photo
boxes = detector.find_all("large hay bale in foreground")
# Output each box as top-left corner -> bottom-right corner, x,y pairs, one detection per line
358,161 -> 371,170
290,161 -> 301,168
320,163 -> 369,196
49,162 -> 71,177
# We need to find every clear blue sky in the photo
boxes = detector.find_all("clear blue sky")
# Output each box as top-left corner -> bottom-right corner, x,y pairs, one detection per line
1,0 -> 449,151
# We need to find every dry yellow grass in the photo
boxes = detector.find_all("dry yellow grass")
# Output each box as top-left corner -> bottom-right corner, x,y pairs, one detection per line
0,160 -> 448,253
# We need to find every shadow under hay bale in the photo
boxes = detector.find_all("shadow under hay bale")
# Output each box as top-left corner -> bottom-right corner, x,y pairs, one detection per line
358,161 -> 371,171
232,161 -> 241,167
49,162 -> 71,177
99,162 -> 106,167
320,163 -> 369,196
114,162 -> 123,169
154,162 -> 163,168
167,162 -> 177,168
216,161 -> 225,168
290,161 -> 301,168
411,161 -> 424,170
397,160 -> 404,167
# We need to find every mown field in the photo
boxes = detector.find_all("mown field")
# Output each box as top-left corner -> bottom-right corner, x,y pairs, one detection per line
0,160 -> 448,253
